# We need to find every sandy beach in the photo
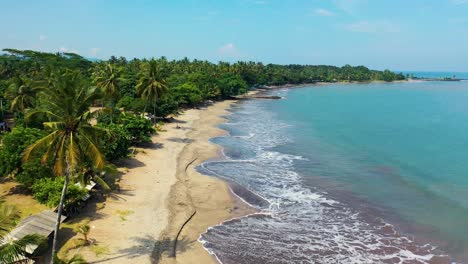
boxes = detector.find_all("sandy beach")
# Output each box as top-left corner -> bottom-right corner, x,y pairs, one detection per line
75,100 -> 253,264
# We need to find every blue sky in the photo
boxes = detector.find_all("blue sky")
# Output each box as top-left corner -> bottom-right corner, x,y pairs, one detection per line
1,0 -> 468,71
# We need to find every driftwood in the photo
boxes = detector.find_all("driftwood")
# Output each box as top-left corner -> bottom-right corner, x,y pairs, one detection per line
172,210 -> 197,257
172,156 -> 199,257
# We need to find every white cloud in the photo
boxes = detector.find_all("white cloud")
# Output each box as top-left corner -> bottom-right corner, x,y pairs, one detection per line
314,8 -> 335,16
39,35 -> 47,41
90,48 -> 100,57
218,43 -> 241,58
345,21 -> 400,33
59,46 -> 79,54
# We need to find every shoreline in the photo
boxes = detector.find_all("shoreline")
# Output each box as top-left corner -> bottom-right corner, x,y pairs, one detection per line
156,100 -> 256,264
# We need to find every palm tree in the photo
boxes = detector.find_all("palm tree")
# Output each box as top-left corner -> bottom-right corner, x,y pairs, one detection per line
23,71 -> 106,263
92,62 -> 124,102
92,63 -> 125,123
136,60 -> 168,122
0,197 -> 44,264
6,76 -> 43,113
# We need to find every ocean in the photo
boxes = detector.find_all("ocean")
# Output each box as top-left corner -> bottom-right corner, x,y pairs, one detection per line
198,80 -> 468,263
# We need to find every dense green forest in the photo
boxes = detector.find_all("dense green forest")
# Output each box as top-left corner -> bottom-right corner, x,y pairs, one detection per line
0,49 -> 405,121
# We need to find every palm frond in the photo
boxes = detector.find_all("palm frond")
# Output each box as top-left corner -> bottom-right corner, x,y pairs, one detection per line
22,131 -> 60,162
0,234 -> 45,264
0,204 -> 19,237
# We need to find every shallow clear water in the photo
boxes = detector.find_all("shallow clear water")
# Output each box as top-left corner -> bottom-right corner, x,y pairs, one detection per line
199,81 -> 468,263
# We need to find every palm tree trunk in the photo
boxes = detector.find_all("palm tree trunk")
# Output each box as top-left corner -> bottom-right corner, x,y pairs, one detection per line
50,173 -> 70,264
153,98 -> 156,125
143,100 -> 148,115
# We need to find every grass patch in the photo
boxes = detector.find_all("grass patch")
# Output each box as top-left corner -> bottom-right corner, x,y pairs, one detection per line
90,244 -> 110,257
0,181 -> 47,220
57,238 -> 87,260
115,209 -> 134,221
96,202 -> 106,210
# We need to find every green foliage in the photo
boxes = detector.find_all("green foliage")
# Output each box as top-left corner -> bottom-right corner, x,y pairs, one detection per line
217,73 -> 248,98
95,108 -> 121,126
119,113 -> 155,144
0,126 -> 46,177
116,96 -> 146,113
16,159 -> 53,188
153,94 -> 179,117
97,123 -> 131,162
172,83 -> 203,106
32,177 -> 88,207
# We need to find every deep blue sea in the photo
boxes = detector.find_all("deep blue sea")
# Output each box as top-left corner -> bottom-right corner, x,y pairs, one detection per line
199,80 -> 468,263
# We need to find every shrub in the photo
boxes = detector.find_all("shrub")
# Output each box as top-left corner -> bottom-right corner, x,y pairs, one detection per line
32,177 -> 88,208
119,113 -> 155,144
116,96 -> 146,113
96,108 -> 121,126
172,83 -> 203,107
98,123 -> 131,162
15,159 -> 53,188
0,126 -> 46,177
153,94 -> 179,117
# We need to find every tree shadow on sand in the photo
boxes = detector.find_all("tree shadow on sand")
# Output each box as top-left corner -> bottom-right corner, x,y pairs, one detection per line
87,235 -> 192,264
152,237 -> 193,263
167,137 -> 194,144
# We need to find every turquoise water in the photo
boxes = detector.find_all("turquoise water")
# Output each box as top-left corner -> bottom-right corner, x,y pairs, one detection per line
402,71 -> 468,79
200,80 -> 468,263
274,82 -> 468,248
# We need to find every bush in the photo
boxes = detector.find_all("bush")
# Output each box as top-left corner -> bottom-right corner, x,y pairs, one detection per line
119,113 -> 155,144
116,96 -> 146,113
0,126 -> 46,177
216,73 -> 248,98
172,83 -> 203,107
16,159 -> 53,188
153,94 -> 179,117
96,108 -> 121,126
98,123 -> 131,162
32,177 -> 88,208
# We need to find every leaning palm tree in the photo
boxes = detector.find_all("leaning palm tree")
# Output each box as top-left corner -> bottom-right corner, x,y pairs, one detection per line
0,197 -> 44,264
23,71 -> 106,263
136,60 -> 168,122
6,75 -> 43,113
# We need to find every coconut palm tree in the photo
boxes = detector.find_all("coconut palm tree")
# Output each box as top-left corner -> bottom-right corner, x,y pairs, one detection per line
92,63 -> 125,123
136,60 -> 168,122
92,62 -> 124,103
22,71 -> 106,263
0,197 -> 44,264
6,76 -> 43,113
